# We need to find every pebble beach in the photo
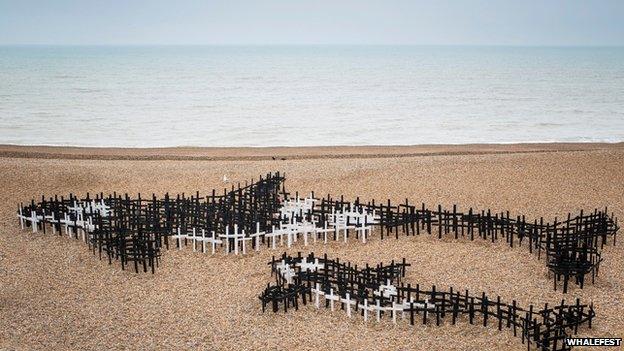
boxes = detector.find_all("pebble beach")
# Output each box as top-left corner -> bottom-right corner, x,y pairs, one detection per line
0,143 -> 623,351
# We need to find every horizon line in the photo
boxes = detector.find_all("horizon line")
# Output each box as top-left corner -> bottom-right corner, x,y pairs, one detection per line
1,43 -> 623,48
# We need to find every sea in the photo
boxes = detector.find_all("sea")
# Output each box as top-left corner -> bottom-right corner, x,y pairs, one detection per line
1,45 -> 623,147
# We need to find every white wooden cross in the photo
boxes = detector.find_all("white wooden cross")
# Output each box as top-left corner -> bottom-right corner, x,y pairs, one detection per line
326,288 -> 339,311
204,231 -> 222,254
234,226 -> 242,254
301,222 -> 318,246
88,199 -> 110,217
399,298 -> 435,312
313,283 -> 323,308
275,260 -> 296,284
330,210 -> 355,243
63,213 -> 70,236
248,222 -> 265,252
315,221 -> 333,244
17,206 -> 25,229
190,229 -> 219,254
231,226 -> 246,255
174,227 -> 186,250
391,301 -> 401,324
296,257 -> 324,272
374,279 -> 397,298
354,217 -> 373,244
30,211 -> 38,233
420,298 -> 435,310
201,229 -> 207,253
363,299 -> 377,322
191,228 -> 197,252
84,217 -> 94,241
218,225 -> 246,255
76,211 -> 85,239
281,223 -> 297,248
264,225 -> 284,250
240,230 -> 254,254
343,293 -> 354,317
67,201 -> 84,216
45,212 -> 56,234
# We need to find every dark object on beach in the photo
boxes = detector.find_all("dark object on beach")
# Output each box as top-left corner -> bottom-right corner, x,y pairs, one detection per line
16,171 -> 618,295
272,156 -> 276,160
18,172 -> 287,274
280,157 -> 286,160
260,252 -> 595,351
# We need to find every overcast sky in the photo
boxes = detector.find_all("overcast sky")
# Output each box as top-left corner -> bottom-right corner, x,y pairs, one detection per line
1,0 -> 622,46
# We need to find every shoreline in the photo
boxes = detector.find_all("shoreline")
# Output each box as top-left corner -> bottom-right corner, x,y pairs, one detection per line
1,142 -> 623,161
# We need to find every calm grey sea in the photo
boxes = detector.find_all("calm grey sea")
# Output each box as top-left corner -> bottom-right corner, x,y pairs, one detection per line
1,45 -> 623,147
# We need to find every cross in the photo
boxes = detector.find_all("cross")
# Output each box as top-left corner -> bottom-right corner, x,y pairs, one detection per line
248,222 -> 265,252
312,283 -> 323,308
264,226 -> 283,249
374,279 -> 397,298
204,231 -> 222,254
296,257 -> 324,272
30,210 -> 38,233
344,293 -> 353,317
326,288 -> 339,311
275,260 -> 296,284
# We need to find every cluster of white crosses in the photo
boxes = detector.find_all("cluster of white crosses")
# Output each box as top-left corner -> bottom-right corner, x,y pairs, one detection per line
171,194 -> 380,255
17,199 -> 110,242
18,194 -> 380,255
277,194 -> 378,243
275,258 -> 437,324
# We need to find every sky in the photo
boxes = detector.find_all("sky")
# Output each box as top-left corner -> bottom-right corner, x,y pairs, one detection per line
0,0 -> 623,46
